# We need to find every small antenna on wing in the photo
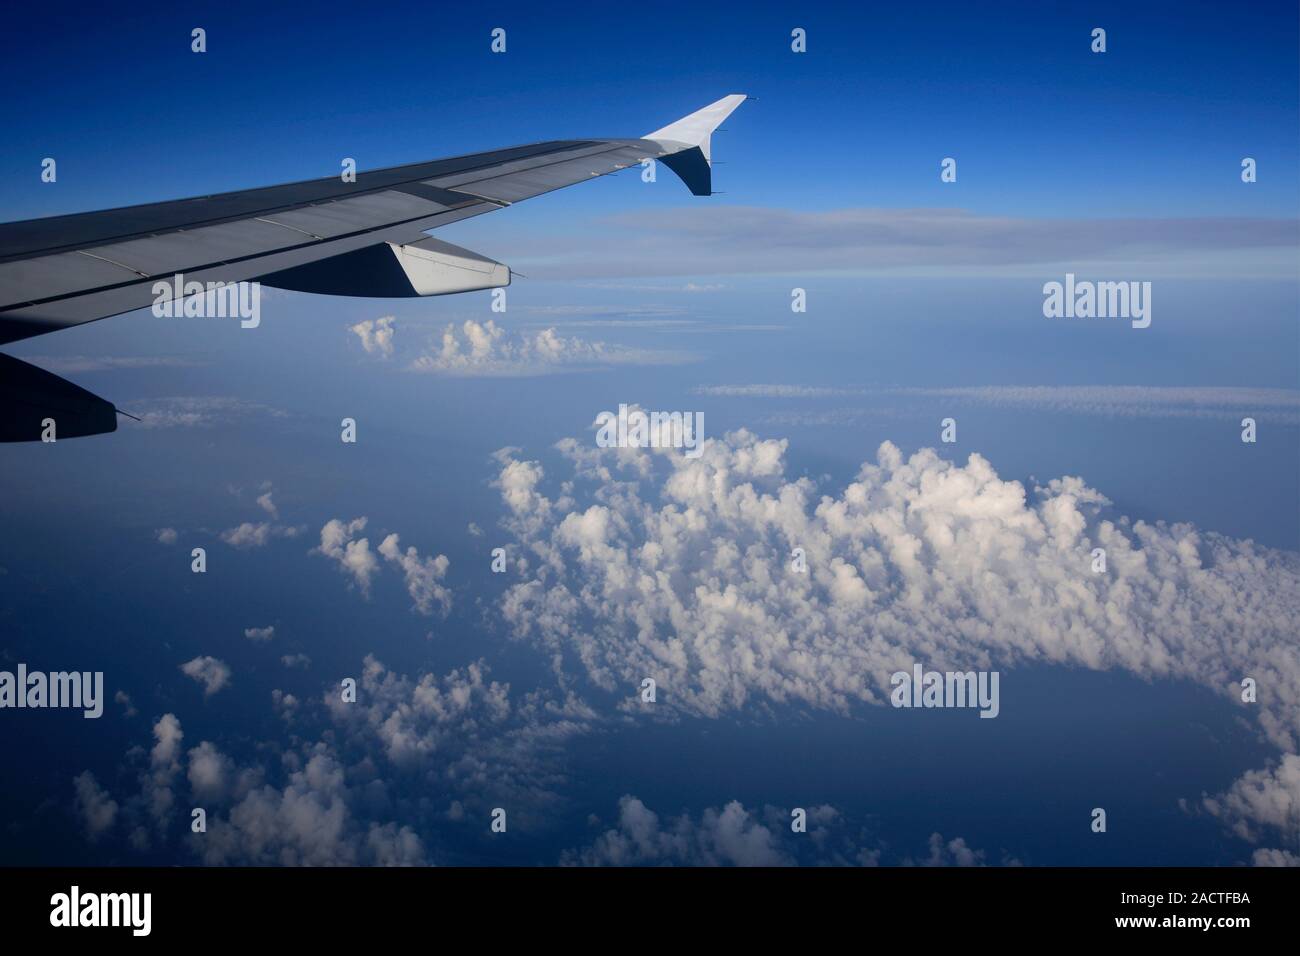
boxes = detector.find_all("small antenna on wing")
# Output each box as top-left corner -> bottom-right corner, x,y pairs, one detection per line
116,409 -> 142,422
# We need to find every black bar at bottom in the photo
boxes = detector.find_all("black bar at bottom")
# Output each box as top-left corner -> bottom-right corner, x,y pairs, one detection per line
0,866 -> 1286,941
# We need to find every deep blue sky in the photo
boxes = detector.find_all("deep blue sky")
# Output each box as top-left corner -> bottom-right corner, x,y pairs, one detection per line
1,0 -> 1296,221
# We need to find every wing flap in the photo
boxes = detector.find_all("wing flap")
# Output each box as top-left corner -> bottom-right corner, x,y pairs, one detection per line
258,237 -> 508,298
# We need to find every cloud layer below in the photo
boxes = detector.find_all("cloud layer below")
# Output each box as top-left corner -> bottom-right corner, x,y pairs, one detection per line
492,421 -> 1300,855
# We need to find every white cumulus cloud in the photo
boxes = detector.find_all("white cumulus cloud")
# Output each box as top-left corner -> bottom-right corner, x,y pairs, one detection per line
179,656 -> 232,697
313,517 -> 380,596
349,316 -> 396,357
404,319 -> 688,376
72,771 -> 118,841
492,424 -> 1300,853
378,533 -> 452,617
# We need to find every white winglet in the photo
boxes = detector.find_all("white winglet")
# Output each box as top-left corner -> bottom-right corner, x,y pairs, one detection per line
645,93 -> 747,165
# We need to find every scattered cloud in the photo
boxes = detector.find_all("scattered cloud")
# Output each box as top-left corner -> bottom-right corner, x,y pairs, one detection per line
562,796 -> 1010,867
378,533 -> 452,617
256,491 -> 279,520
271,689 -> 300,723
75,656 -> 598,865
906,833 -> 994,867
126,397 -> 287,429
349,316 -> 396,357
219,521 -> 302,549
1252,848 -> 1300,866
1203,754 -> 1300,846
312,519 -> 451,615
72,771 -> 118,841
219,522 -> 272,549
216,484 -> 300,548
114,690 -> 137,718
313,517 -> 380,596
187,741 -> 235,803
564,795 -> 790,866
135,713 -> 184,842
355,318 -> 692,376
180,656 -> 232,697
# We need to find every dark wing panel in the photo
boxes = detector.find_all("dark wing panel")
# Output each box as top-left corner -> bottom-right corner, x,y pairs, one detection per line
0,141 -> 584,262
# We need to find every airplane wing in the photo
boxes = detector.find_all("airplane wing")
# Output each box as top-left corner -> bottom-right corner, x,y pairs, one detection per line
0,93 -> 746,346
0,94 -> 745,441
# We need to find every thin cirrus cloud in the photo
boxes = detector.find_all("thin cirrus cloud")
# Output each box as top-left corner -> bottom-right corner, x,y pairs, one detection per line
695,384 -> 1300,425
20,355 -> 203,374
490,207 -> 1299,279
490,419 -> 1300,860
